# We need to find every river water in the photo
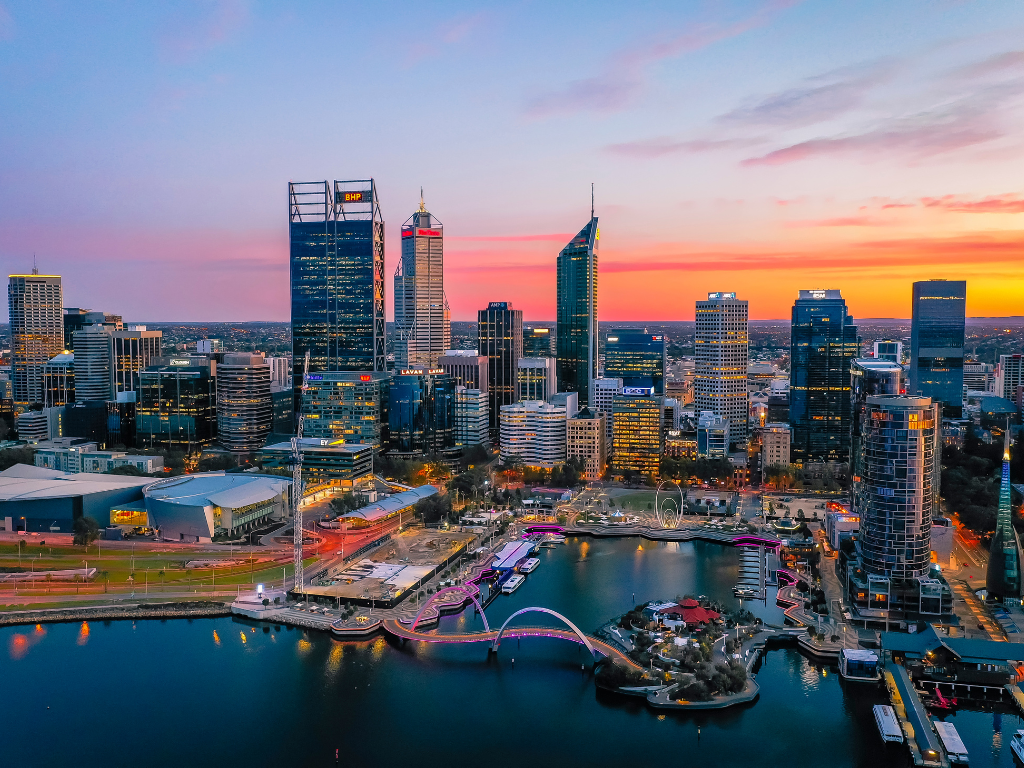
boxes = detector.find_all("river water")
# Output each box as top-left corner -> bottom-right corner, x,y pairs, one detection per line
4,537 -> 1020,767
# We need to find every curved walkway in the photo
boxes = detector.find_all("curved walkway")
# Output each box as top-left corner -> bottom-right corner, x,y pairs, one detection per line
529,523 -> 781,549
381,618 -> 642,669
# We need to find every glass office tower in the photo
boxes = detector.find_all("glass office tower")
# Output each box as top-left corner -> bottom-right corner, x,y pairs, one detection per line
137,357 -> 217,452
790,290 -> 859,464
556,217 -> 598,406
910,279 -> 966,417
394,195 -> 450,369
387,369 -> 457,458
478,302 -> 523,434
523,326 -> 555,357
604,328 -> 666,394
850,359 -> 903,517
695,293 -> 749,443
289,180 -> 385,402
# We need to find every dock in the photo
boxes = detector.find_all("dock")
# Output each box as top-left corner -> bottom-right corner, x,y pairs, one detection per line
883,663 -> 948,768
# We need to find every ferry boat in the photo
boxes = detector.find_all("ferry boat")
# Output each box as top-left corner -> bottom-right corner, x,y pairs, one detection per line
838,649 -> 881,682
733,587 -> 760,599
1011,729 -> 1024,763
519,558 -> 540,574
502,574 -> 526,594
873,705 -> 903,744
933,720 -> 968,764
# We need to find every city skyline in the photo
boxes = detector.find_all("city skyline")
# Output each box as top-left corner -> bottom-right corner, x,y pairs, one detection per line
2,1 -> 1023,323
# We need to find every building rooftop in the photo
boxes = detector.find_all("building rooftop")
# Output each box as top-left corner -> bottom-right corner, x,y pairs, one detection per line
881,624 -> 1024,662
340,485 -> 438,523
0,464 -> 151,500
144,472 -> 290,509
263,439 -> 372,454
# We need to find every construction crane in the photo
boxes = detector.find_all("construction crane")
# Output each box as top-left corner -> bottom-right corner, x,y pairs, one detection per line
291,351 -> 310,595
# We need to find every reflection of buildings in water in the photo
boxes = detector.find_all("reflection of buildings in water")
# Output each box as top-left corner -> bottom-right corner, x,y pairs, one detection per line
992,711 -> 1002,759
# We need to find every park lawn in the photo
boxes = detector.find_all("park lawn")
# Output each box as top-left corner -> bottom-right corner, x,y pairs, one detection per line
615,492 -> 659,511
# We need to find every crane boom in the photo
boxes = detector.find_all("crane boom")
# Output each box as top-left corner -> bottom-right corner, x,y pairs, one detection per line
292,351 -> 310,594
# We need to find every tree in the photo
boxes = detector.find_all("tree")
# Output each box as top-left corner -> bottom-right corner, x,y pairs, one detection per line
197,454 -> 238,472
108,465 -> 145,476
414,493 -> 453,526
0,447 -> 35,471
73,516 -> 100,546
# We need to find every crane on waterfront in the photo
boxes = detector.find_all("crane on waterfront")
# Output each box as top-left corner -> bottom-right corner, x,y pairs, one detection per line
291,350 -> 310,595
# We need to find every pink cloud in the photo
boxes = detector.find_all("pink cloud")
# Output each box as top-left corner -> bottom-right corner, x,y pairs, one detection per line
524,0 -> 801,118
159,0 -> 249,64
786,216 -> 892,228
446,233 -> 573,243
921,194 -> 1024,213
604,136 -> 761,158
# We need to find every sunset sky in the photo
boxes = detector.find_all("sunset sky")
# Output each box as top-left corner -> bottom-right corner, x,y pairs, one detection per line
2,0 -> 1023,322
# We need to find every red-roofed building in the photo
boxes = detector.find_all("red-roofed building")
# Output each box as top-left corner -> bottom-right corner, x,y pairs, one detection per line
660,600 -> 721,624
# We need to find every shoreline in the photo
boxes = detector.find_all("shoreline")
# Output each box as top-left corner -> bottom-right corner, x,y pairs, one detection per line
0,601 -> 232,627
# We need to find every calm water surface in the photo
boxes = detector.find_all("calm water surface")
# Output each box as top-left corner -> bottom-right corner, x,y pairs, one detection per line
4,537 -> 1020,767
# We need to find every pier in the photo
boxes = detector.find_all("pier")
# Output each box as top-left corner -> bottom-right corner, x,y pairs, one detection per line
884,662 -> 948,768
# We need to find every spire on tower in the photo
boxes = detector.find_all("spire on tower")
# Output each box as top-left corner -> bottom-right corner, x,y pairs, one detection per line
419,187 -> 426,213
32,253 -> 38,275
591,183 -> 594,220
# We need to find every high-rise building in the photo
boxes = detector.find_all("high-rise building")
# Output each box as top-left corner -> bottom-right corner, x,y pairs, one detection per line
454,386 -> 489,449
8,272 -> 63,405
611,391 -> 662,477
987,428 -> 1020,599
518,357 -> 557,401
789,289 -> 859,465
604,328 -> 666,394
499,400 -> 566,469
997,355 -> 1024,401
387,369 -> 457,458
112,326 -> 162,394
592,377 -> 622,444
394,196 -> 450,369
556,216 -> 598,406
566,406 -> 606,481
72,324 -> 115,402
289,179 -> 385,403
301,371 -> 391,447
478,302 -> 522,434
137,356 -> 218,452
856,395 -> 940,580
197,339 -> 221,354
270,385 -> 294,435
438,350 -> 488,392
963,360 -> 995,393
695,292 -> 748,444
873,340 -> 903,363
523,326 -> 554,357
265,356 -> 291,388
216,353 -> 273,453
62,308 -> 91,351
909,279 -> 966,416
42,351 -> 75,408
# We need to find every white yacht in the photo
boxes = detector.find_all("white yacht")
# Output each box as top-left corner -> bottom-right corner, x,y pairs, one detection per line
873,705 -> 903,744
519,558 -> 540,573
502,574 -> 526,594
1012,729 -> 1024,763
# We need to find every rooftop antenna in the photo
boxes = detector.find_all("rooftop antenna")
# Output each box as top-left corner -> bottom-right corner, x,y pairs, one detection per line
419,186 -> 426,213
591,183 -> 594,220
32,253 -> 38,275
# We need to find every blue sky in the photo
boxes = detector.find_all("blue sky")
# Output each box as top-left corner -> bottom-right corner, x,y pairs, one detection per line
2,0 -> 1023,321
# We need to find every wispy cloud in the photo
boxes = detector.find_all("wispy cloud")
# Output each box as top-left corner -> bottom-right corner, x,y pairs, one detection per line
922,194 -> 1024,213
950,50 -> 1024,80
786,216 -> 892,228
524,0 -> 801,118
447,233 -> 573,243
604,136 -> 761,158
720,60 -> 898,129
404,10 -> 491,66
741,79 -> 1024,166
159,0 -> 249,64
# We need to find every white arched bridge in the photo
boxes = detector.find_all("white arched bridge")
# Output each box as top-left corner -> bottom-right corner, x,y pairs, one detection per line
382,586 -> 636,668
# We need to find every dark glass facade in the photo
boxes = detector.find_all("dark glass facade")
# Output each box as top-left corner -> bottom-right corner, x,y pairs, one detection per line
289,180 -> 385,409
789,290 -> 859,464
137,358 -> 217,452
478,302 -> 522,433
523,326 -> 554,357
850,359 -> 903,518
387,370 -> 457,458
603,328 -> 665,394
556,218 -> 598,406
858,395 -> 938,579
909,279 -> 966,417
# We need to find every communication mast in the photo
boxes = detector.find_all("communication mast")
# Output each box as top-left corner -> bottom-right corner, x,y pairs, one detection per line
292,350 -> 310,594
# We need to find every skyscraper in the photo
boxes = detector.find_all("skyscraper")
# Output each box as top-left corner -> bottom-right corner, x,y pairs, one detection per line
695,293 -> 749,443
987,428 -> 1020,599
523,326 -> 555,357
394,195 -> 450,369
556,216 -> 598,406
612,390 -> 663,478
849,359 -> 903,516
604,328 -> 666,395
518,357 -> 557,401
910,279 -> 966,416
112,326 -> 162,394
478,302 -> 522,434
388,369 -> 458,458
8,272 -> 63,405
72,324 -> 115,402
289,180 -> 385,401
216,354 -> 273,453
790,290 -> 859,464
